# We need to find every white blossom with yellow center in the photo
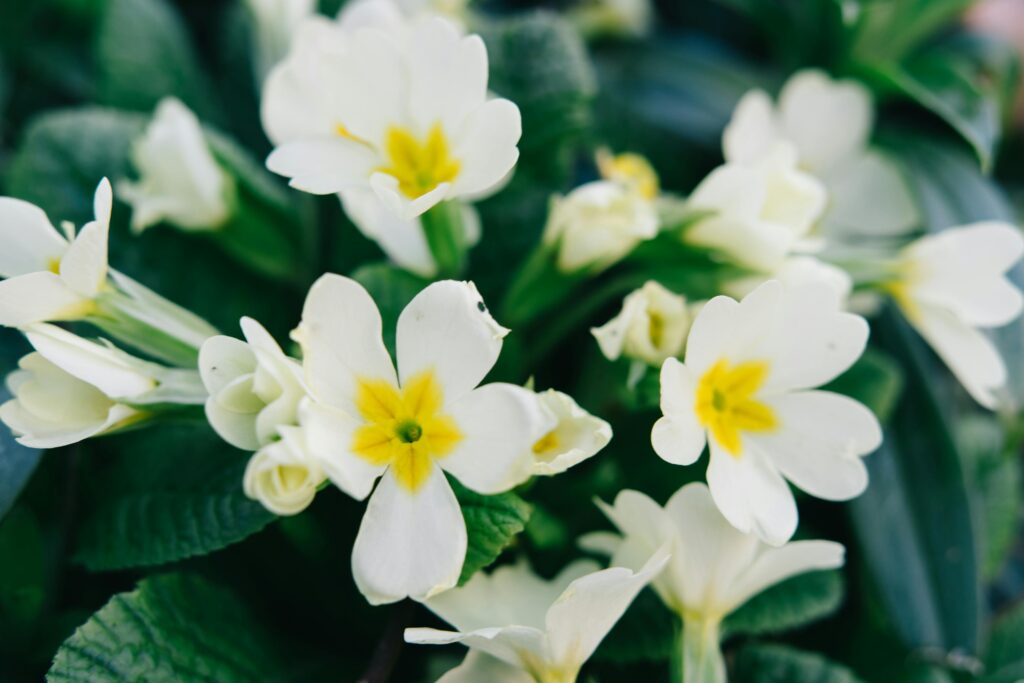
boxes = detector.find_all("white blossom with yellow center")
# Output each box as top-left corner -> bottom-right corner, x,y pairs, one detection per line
405,549 -> 669,683
585,483 -> 844,683
0,179 -> 114,327
684,143 -> 826,272
652,280 -> 882,545
886,222 -> 1024,409
293,274 -> 553,604
262,14 -> 521,220
0,324 -> 157,448
591,280 -> 695,365
724,69 -> 918,240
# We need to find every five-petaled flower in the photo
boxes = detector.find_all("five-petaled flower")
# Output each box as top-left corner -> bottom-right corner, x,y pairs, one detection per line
293,274 -> 552,603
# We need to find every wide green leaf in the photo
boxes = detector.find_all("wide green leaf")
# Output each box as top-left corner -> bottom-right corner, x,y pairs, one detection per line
48,573 -> 288,682
983,601 -> 1024,683
723,570 -> 845,639
849,0 -> 974,65
732,643 -> 866,683
74,423 -> 275,571
452,479 -> 532,585
822,348 -> 904,423
95,0 -> 223,122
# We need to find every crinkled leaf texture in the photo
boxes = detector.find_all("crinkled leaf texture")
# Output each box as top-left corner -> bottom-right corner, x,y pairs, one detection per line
47,573 -> 286,682
733,643 -> 865,683
452,478 -> 532,585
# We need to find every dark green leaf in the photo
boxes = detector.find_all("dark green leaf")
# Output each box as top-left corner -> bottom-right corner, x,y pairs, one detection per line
848,307 -> 982,657
74,423 -> 275,571
594,588 -> 675,663
723,570 -> 845,639
849,0 -> 974,65
822,348 -> 904,423
95,0 -> 223,123
983,601 -> 1024,683
0,508 -> 46,627
48,573 -> 288,682
732,643 -> 866,683
451,478 -> 532,585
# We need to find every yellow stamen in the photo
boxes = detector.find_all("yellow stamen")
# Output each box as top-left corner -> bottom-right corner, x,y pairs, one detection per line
532,430 -> 560,458
352,370 -> 462,492
597,150 -> 660,200
694,359 -> 776,457
376,123 -> 461,199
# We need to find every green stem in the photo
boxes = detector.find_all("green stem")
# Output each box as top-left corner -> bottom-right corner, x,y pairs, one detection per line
421,201 -> 467,278
680,617 -> 726,683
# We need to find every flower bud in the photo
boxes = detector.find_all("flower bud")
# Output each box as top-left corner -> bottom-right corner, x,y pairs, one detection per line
591,281 -> 694,365
243,425 -> 324,515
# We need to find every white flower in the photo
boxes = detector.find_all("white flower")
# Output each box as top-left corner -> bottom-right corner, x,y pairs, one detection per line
588,483 -> 844,683
119,98 -> 234,234
243,425 -> 325,515
405,548 -> 669,683
244,0 -> 317,83
340,187 -> 481,277
529,389 -> 612,476
651,280 -> 882,545
724,69 -> 917,238
544,181 -> 659,273
570,0 -> 654,38
292,274 -> 553,604
886,222 -> 1024,409
199,316 -> 306,452
723,256 -> 853,309
591,281 -> 694,365
0,179 -> 113,327
685,143 -> 827,272
0,324 -> 158,448
262,15 -> 521,219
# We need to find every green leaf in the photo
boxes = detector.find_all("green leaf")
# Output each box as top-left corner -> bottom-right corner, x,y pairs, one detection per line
594,588 -> 675,663
849,0 -> 974,65
732,643 -> 866,683
723,570 -> 845,639
74,423 -> 275,571
710,0 -> 847,69
451,478 -> 532,585
822,348 -> 904,423
957,415 -> 1021,581
848,307 -> 982,657
479,11 -> 596,186
0,508 -> 46,627
95,0 -> 223,122
350,263 -> 430,356
983,602 -> 1024,683
47,573 -> 288,682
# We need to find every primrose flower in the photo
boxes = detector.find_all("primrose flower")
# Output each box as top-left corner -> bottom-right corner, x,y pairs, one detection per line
0,324 -> 161,448
119,98 -> 234,234
243,425 -> 325,515
724,69 -> 917,238
591,281 -> 695,365
652,280 -> 882,545
199,317 -> 306,452
405,548 -> 669,683
723,255 -> 852,308
685,143 -> 826,272
543,181 -> 659,273
529,389 -> 612,476
0,179 -> 113,327
886,222 -> 1024,409
293,274 -> 553,604
263,15 -> 521,219
588,483 -> 844,683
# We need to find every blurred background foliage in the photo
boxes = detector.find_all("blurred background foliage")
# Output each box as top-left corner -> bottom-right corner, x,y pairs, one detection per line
1,0 -> 1024,681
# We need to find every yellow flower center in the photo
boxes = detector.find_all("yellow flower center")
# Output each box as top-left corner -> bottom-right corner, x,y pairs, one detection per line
648,310 -> 665,349
377,123 -> 461,199
351,370 -> 463,492
597,150 -> 659,200
47,257 -> 62,274
532,430 -> 561,460
694,359 -> 776,457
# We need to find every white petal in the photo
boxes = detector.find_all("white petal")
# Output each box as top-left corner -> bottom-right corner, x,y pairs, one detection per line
450,98 -> 522,200
369,173 -> 452,220
396,280 -> 507,404
407,19 -> 488,134
726,540 -> 844,613
545,547 -> 670,670
404,625 -> 546,671
911,303 -> 1007,409
300,399 -> 385,500
820,150 -> 918,238
722,89 -> 780,165
340,188 -> 437,277
24,324 -> 156,398
706,440 -> 797,546
777,69 -> 872,174
0,197 -> 67,278
266,138 -> 378,195
199,335 -> 256,396
2,400 -> 136,449
684,294 -> 742,372
651,358 -> 706,466
294,274 -> 396,415
436,652 -> 533,683
60,180 -> 111,297
352,464 -> 466,604
753,391 -> 879,501
0,272 -> 92,326
529,389 -> 612,476
443,383 -> 553,494
595,489 -> 674,573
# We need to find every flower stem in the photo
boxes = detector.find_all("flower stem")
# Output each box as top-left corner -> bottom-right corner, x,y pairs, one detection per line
421,201 -> 467,278
679,617 -> 726,683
